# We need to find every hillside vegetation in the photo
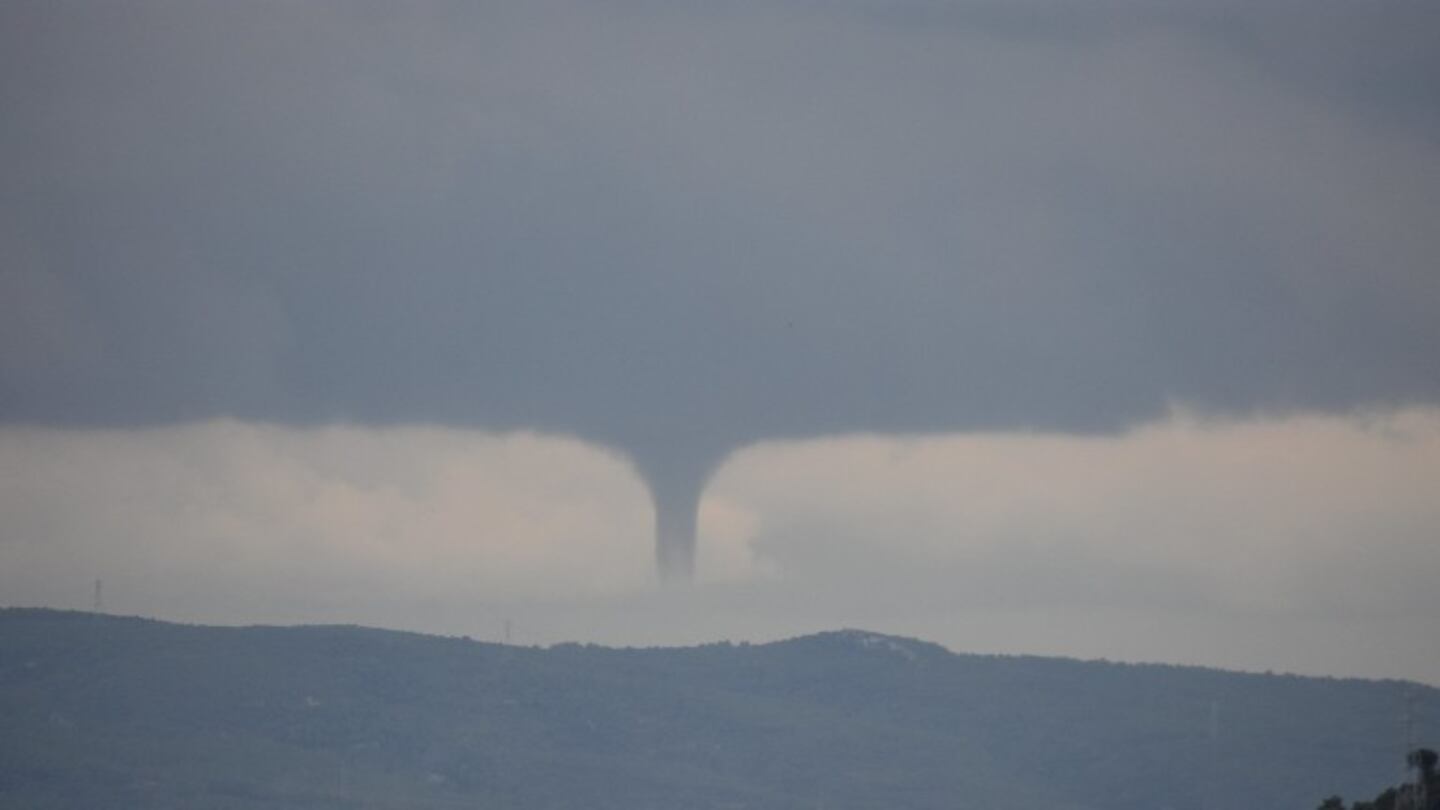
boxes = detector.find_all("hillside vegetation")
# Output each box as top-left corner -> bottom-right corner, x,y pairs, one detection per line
1,608 -> 1432,809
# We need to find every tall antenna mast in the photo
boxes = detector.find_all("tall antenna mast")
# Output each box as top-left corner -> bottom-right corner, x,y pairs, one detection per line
1403,687 -> 1432,810
92,579 -> 104,614
1406,687 -> 1418,781
1204,699 -> 1222,810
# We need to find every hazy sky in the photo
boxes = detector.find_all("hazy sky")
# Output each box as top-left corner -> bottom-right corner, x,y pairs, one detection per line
2,1 -> 1438,684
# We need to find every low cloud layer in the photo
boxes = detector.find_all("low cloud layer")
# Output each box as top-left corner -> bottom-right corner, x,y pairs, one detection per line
0,424 -> 654,616
4,410 -> 1437,684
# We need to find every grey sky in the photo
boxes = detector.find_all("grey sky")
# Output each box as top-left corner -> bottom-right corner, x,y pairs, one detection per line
1,1 -> 1438,678
5,1 -> 1438,448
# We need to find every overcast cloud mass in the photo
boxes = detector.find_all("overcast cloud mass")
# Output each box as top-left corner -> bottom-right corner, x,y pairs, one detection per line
2,1 -> 1438,682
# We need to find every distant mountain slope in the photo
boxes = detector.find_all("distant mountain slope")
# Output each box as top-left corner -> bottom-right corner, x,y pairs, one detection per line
0,608 -> 1431,810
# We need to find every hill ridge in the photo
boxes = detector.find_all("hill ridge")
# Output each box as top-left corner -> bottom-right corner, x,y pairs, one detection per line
4,607 -> 1423,689
2,606 -> 1432,810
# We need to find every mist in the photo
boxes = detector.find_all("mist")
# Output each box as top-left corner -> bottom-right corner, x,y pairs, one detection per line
4,408 -> 1438,684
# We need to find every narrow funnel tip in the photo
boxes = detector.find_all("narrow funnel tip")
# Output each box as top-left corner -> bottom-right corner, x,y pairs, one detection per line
634,448 -> 722,586
654,484 -> 699,584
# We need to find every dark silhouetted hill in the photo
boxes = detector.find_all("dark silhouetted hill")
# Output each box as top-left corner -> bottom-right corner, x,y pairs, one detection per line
1,608 -> 1431,809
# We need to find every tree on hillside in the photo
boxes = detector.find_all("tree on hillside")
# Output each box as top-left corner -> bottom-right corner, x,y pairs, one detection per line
1321,749 -> 1439,810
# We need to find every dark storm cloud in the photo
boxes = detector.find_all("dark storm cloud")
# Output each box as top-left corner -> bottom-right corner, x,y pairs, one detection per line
3,1 -> 1439,573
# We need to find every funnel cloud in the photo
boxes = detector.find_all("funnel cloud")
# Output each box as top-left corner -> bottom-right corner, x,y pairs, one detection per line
2,1 -> 1440,579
